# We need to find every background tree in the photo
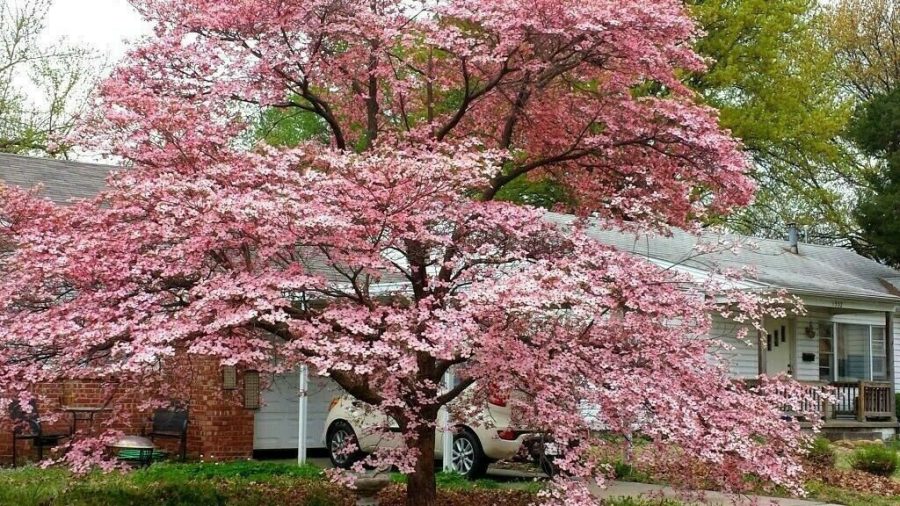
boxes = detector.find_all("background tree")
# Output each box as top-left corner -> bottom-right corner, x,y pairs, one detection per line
0,0 -> 100,156
827,0 -> 900,101
827,0 -> 900,263
687,0 -> 864,246
847,86 -> 900,266
1,1 -> 817,504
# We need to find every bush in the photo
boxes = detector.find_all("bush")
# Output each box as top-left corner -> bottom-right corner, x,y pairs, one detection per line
608,460 -> 651,483
806,437 -> 836,468
850,444 -> 899,477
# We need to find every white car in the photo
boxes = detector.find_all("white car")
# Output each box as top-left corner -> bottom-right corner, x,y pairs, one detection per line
323,393 -> 534,478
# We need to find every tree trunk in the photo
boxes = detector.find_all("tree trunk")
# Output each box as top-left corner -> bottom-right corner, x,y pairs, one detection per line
406,427 -> 438,506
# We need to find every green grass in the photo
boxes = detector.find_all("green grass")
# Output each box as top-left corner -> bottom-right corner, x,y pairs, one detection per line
390,470 -> 545,493
806,480 -> 900,506
0,461 -> 547,506
0,461 -> 339,506
132,460 -> 323,483
833,444 -> 900,480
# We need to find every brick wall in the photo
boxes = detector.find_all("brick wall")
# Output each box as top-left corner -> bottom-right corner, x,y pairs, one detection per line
1,357 -> 256,466
189,358 -> 255,460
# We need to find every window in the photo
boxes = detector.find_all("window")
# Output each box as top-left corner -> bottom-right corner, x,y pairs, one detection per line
871,326 -> 887,381
834,323 -> 889,382
818,338 -> 833,381
837,324 -> 870,381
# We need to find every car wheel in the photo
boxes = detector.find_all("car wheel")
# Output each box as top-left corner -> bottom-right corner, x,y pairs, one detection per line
450,430 -> 488,479
327,420 -> 363,469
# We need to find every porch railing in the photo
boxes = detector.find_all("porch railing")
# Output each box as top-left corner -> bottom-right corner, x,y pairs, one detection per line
744,379 -> 896,423
813,381 -> 894,422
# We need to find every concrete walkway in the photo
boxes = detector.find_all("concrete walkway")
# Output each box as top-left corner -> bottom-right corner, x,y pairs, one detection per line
589,481 -> 842,506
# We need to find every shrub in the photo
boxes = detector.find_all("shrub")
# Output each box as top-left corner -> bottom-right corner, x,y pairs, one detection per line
609,460 -> 651,483
806,437 -> 836,468
850,444 -> 898,477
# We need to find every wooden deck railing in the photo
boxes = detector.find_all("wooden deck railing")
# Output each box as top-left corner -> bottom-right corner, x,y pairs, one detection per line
744,379 -> 896,423
811,380 -> 894,422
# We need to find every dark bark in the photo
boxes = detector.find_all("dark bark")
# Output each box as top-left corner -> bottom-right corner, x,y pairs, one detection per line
406,426 -> 438,506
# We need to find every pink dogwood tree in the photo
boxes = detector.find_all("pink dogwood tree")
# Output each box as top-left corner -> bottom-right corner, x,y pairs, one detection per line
1,1 -> 820,504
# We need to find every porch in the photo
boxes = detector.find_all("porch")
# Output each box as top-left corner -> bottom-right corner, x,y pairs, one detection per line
746,303 -> 899,437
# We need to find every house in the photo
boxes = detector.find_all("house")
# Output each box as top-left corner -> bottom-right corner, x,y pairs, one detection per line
1,153 -> 898,466
546,214 -> 900,440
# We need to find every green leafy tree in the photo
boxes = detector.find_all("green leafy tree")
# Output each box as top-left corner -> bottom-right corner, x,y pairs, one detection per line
687,0 -> 863,246
826,0 -> 900,101
826,0 -> 900,263
847,87 -> 900,267
0,0 -> 100,156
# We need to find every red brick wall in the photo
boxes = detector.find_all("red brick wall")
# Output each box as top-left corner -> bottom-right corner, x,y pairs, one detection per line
189,358 -> 255,460
0,357 -> 256,465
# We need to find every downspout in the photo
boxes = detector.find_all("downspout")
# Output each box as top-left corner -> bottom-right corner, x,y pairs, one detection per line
887,311 -> 897,422
758,325 -> 767,376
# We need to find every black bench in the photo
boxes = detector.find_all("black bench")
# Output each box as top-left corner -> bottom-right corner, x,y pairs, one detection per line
145,409 -> 188,462
9,400 -> 70,467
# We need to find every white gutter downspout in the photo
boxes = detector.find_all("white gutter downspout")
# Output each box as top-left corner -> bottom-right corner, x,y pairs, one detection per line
297,365 -> 309,465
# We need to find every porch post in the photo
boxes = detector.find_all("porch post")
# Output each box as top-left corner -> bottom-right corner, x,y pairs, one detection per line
857,381 -> 867,422
441,369 -> 455,472
757,327 -> 767,376
297,365 -> 309,465
887,311 -> 896,421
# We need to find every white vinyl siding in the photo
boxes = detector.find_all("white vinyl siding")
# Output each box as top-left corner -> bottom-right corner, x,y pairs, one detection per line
709,315 -> 759,379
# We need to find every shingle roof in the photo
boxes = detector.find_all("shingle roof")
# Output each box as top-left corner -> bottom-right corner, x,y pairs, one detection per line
545,213 -> 900,303
0,152 -> 112,205
4,154 -> 899,303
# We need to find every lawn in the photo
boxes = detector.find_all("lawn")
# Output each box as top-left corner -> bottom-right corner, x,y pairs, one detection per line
6,441 -> 898,506
0,461 -> 348,506
0,460 -> 673,506
583,435 -> 900,506
832,441 -> 900,478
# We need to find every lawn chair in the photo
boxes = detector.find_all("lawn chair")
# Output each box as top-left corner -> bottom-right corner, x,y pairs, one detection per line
144,408 -> 188,462
9,399 -> 71,467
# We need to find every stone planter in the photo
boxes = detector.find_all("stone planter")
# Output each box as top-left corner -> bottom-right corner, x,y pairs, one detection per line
353,471 -> 391,506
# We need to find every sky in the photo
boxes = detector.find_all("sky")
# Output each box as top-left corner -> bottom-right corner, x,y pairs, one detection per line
42,0 -> 151,63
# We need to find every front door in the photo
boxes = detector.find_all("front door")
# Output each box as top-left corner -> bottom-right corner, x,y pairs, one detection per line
765,319 -> 794,376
